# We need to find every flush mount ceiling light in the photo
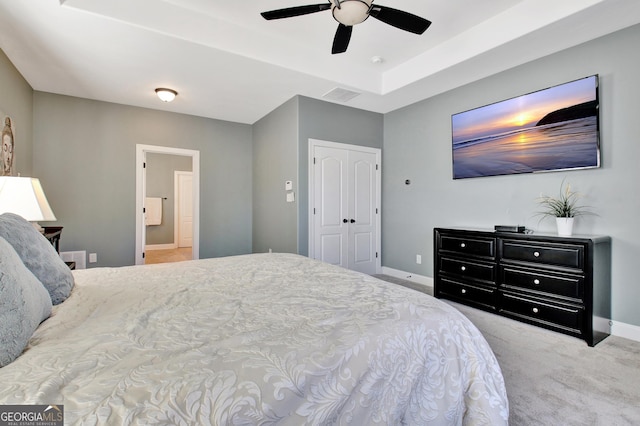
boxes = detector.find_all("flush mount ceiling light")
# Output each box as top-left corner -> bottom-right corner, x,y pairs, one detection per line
155,88 -> 178,102
261,0 -> 431,54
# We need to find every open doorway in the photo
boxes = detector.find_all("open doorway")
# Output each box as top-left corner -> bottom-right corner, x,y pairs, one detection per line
143,154 -> 193,264
135,144 -> 200,265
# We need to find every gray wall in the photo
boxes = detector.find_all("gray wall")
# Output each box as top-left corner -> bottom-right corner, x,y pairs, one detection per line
252,97 -> 298,254
0,49 -> 33,176
251,95 -> 384,256
33,93 -> 253,266
145,153 -> 192,245
382,24 -> 640,327
298,96 -> 384,255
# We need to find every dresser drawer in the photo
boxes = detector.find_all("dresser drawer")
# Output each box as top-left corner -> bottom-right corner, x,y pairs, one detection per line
500,266 -> 583,301
501,240 -> 584,270
438,278 -> 496,309
500,292 -> 583,333
440,235 -> 495,258
440,257 -> 495,283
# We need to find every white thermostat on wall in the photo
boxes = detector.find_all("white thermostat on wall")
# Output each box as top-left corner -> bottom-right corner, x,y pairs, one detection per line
285,180 -> 293,191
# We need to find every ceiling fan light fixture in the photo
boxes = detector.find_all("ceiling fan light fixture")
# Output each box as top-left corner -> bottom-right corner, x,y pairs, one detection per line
260,0 -> 430,54
155,88 -> 178,102
332,0 -> 372,26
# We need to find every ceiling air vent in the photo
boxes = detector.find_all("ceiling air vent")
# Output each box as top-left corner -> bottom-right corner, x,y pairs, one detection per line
322,87 -> 361,103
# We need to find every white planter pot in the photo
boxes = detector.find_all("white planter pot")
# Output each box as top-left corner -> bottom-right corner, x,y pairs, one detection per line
556,217 -> 574,236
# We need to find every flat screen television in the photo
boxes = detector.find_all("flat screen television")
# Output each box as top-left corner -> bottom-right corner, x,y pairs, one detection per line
451,75 -> 600,179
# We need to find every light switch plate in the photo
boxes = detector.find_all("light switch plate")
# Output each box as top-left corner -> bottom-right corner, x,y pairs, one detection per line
286,191 -> 295,203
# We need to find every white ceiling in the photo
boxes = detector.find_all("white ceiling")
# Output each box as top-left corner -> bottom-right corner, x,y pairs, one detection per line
0,0 -> 639,124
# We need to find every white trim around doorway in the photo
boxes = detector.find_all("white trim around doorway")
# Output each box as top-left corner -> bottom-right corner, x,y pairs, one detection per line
135,144 -> 200,265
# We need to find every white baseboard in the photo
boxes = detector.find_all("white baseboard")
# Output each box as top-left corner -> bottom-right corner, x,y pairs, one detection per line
381,267 -> 640,344
381,266 -> 433,290
145,243 -> 177,250
611,320 -> 640,343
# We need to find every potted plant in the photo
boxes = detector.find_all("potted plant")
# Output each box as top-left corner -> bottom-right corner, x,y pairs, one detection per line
536,179 -> 591,236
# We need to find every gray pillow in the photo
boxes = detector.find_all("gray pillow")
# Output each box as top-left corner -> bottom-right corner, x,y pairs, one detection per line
0,213 -> 74,305
0,236 -> 52,367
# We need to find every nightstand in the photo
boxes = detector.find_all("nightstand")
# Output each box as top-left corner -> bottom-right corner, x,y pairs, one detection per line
43,226 -> 75,270
43,226 -> 63,253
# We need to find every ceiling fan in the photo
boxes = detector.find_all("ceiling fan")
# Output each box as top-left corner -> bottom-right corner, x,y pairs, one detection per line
261,0 -> 431,54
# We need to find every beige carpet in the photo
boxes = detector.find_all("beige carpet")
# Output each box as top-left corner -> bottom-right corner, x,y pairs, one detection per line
374,274 -> 640,425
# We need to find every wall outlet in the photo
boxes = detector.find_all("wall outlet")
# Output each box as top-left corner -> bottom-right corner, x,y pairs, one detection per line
416,254 -> 422,264
89,253 -> 97,263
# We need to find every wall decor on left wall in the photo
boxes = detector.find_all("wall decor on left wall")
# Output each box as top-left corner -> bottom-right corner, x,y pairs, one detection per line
1,114 -> 15,176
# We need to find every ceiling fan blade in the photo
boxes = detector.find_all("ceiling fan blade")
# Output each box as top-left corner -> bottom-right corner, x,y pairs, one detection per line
261,3 -> 331,20
332,24 -> 353,54
368,5 -> 432,34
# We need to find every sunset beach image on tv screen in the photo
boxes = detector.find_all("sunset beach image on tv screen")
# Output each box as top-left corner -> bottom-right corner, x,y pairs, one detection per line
451,75 -> 600,179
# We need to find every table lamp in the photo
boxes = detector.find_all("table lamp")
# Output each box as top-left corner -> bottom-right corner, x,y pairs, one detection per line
0,176 -> 57,232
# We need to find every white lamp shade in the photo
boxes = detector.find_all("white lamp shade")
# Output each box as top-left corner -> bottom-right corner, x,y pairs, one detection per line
0,176 -> 57,221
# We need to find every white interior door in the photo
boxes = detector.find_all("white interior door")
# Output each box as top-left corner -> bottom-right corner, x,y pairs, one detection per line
313,146 -> 349,268
176,171 -> 193,248
349,150 -> 377,274
310,140 -> 381,274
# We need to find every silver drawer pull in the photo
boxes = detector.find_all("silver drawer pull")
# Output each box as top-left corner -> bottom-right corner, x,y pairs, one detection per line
460,266 -> 466,271
461,288 -> 467,294
533,251 -> 540,257
532,307 -> 539,314
533,279 -> 540,285
460,242 -> 466,248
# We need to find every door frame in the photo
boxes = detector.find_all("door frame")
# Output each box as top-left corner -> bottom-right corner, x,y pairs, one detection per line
308,138 -> 381,273
135,144 -> 200,265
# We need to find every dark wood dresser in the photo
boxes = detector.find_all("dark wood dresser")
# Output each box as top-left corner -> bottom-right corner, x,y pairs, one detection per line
434,228 -> 611,346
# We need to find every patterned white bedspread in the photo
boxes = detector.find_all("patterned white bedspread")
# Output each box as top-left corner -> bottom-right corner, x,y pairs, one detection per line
0,253 -> 508,425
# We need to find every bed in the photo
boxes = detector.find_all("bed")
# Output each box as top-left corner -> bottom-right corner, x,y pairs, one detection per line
0,217 -> 508,424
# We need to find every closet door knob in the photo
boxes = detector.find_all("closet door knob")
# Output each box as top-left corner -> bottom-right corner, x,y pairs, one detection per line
532,307 -> 539,314
460,242 -> 466,248
343,219 -> 348,223
533,279 -> 540,285
350,219 -> 356,223
533,251 -> 540,257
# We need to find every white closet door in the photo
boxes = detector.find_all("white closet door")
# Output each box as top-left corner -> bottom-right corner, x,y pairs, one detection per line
348,150 -> 377,274
311,141 -> 380,275
313,146 -> 349,268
